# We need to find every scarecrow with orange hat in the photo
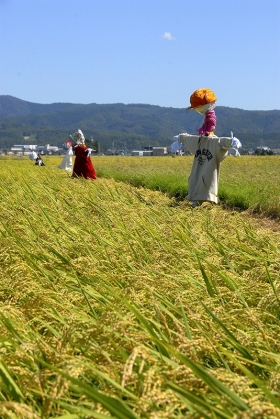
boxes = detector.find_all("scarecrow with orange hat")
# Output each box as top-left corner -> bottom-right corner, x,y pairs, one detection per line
171,88 -> 241,207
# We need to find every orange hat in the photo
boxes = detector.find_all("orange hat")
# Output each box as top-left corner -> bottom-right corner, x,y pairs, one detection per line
187,88 -> 217,110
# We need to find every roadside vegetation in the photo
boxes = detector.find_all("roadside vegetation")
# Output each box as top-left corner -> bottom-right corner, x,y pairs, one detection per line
0,156 -> 279,418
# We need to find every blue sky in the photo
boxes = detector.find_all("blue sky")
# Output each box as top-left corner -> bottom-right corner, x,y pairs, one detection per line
1,0 -> 279,110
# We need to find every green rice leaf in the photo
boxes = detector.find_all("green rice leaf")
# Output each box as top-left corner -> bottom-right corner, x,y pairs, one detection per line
202,304 -> 254,361
0,358 -> 23,402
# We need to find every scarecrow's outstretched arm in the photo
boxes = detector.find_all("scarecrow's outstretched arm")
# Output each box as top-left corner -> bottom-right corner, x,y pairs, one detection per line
170,132 -> 242,154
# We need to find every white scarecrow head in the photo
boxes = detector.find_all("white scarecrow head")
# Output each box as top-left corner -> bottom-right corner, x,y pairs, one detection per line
70,129 -> 85,145
194,102 -> 217,115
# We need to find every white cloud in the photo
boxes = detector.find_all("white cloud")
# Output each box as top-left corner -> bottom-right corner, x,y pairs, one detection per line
161,32 -> 175,41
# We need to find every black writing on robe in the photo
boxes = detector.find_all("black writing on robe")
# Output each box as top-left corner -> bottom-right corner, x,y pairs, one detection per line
195,148 -> 213,161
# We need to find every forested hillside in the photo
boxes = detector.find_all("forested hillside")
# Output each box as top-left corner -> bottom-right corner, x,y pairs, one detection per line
0,95 -> 279,151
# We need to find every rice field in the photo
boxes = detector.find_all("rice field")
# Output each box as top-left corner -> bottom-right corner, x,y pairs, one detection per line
0,156 -> 279,418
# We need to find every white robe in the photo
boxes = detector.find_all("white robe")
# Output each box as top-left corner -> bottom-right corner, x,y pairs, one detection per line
174,134 -> 233,204
58,148 -> 73,171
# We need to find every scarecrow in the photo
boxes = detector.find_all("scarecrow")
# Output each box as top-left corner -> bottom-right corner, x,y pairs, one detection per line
171,88 -> 241,207
35,153 -> 45,166
29,151 -> 45,166
58,140 -> 73,171
70,129 -> 97,180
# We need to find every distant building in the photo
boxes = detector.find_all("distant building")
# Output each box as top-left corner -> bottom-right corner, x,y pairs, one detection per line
152,147 -> 168,156
11,144 -> 61,155
132,146 -> 168,156
36,144 -> 60,154
12,144 -> 37,152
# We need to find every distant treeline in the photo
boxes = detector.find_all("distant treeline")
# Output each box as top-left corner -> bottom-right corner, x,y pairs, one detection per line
0,95 -> 279,151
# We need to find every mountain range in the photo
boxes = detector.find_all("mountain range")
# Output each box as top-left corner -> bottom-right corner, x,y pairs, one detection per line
0,95 -> 279,151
